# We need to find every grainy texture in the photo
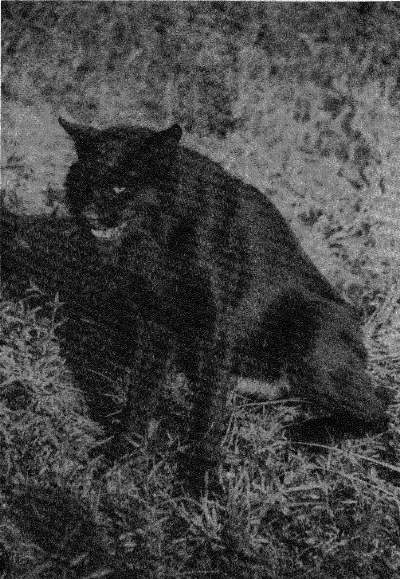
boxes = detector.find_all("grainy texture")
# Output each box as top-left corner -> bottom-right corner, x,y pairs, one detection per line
2,117 -> 390,488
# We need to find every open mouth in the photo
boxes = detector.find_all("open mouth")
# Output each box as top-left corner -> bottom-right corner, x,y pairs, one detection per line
82,203 -> 128,241
90,221 -> 128,241
82,187 -> 130,241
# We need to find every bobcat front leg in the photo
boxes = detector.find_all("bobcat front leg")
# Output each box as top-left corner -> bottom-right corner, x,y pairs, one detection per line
180,325 -> 232,493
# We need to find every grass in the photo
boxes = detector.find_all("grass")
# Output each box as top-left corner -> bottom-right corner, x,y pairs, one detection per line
0,294 -> 399,578
1,3 -> 400,576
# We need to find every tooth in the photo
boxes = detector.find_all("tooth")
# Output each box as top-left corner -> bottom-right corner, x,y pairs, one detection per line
90,222 -> 127,240
91,229 -> 105,238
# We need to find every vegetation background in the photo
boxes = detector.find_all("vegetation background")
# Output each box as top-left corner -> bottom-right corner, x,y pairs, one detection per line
1,2 -> 400,577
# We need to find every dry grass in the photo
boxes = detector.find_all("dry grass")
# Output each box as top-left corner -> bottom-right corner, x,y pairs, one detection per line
0,297 -> 399,577
1,3 -> 399,576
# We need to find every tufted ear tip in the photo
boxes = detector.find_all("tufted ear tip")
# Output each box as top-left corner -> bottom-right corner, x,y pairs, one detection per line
58,116 -> 77,134
59,116 -> 98,142
161,123 -> 182,144
169,123 -> 183,141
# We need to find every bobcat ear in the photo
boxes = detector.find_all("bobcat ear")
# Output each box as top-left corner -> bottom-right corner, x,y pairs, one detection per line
144,124 -> 182,167
156,124 -> 182,146
59,116 -> 99,142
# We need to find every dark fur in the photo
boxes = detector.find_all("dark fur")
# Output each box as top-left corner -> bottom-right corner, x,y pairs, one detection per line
1,118 -> 389,489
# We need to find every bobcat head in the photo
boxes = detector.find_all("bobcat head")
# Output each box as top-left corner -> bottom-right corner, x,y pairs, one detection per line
59,117 -> 182,239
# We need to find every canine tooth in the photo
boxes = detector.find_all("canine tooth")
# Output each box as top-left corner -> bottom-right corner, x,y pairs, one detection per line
91,222 -> 127,240
91,229 -> 108,239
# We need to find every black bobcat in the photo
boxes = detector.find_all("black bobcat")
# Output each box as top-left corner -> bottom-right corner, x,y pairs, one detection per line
57,117 -> 389,474
1,117 -> 389,489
